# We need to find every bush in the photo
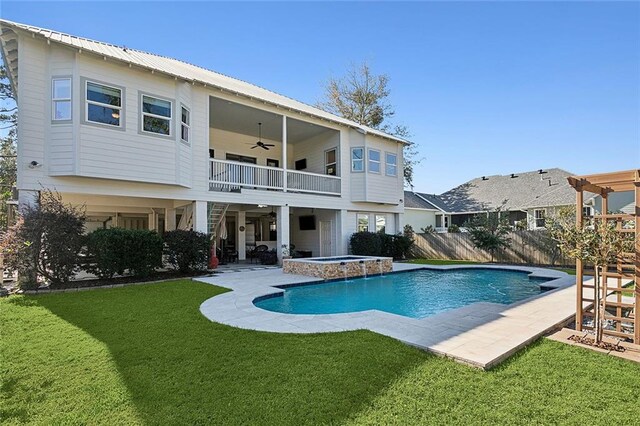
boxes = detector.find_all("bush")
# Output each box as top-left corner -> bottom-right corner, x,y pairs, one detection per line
448,224 -> 460,233
163,230 -> 210,272
0,189 -> 85,288
85,228 -> 163,278
350,231 -> 414,260
350,232 -> 382,256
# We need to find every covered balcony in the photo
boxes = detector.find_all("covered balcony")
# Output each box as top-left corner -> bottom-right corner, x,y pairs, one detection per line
208,97 -> 341,196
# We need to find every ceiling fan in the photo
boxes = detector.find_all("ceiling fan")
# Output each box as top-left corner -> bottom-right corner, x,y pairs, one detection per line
248,122 -> 274,150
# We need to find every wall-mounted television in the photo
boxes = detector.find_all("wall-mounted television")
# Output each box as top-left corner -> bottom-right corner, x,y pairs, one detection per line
295,158 -> 307,170
299,215 -> 316,231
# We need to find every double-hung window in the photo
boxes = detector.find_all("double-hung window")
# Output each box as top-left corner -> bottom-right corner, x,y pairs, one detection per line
181,106 -> 190,142
86,81 -> 122,127
325,148 -> 337,175
351,147 -> 364,172
52,78 -> 71,121
534,209 -> 546,228
385,152 -> 397,176
357,213 -> 370,232
368,149 -> 381,173
142,95 -> 172,136
375,214 -> 386,233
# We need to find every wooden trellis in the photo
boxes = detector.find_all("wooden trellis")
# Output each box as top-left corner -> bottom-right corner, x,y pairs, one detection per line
568,170 -> 640,343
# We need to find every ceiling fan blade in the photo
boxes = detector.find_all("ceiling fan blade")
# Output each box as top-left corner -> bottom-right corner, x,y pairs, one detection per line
263,144 -> 275,147
261,145 -> 269,150
250,145 -> 258,149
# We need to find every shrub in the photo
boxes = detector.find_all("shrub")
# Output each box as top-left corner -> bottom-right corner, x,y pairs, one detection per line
163,230 -> 210,272
85,228 -> 163,278
420,225 -> 435,234
350,231 -> 414,260
448,224 -> 460,233
0,189 -> 85,288
350,232 -> 382,256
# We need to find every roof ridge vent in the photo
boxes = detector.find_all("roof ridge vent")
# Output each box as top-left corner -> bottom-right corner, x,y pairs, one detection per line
538,169 -> 547,174
510,173 -> 518,178
482,176 -> 488,181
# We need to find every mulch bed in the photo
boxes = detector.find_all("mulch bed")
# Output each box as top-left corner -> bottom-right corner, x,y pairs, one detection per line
15,270 -> 216,294
568,334 -> 626,352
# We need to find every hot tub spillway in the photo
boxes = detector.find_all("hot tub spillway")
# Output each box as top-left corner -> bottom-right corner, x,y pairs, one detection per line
282,256 -> 393,280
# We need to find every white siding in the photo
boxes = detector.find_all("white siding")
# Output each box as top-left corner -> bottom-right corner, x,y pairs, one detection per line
404,208 -> 437,232
13,36 -> 405,227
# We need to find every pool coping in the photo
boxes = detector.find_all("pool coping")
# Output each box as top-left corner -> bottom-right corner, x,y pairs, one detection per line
196,263 -> 579,369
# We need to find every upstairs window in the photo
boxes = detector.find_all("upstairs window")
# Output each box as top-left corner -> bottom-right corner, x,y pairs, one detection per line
534,209 -> 546,228
351,147 -> 364,172
325,148 -> 337,176
385,152 -> 397,176
368,149 -> 381,173
181,106 -> 190,142
86,81 -> 122,127
52,78 -> 71,121
142,95 -> 172,136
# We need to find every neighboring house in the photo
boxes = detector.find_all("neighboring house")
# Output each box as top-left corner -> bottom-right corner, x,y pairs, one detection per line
0,20 -> 407,262
404,168 -> 595,232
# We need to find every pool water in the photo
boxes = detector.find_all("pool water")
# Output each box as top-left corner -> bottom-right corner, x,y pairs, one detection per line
255,268 -> 550,319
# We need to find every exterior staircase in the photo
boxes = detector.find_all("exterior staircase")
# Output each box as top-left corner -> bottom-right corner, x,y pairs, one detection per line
208,203 -> 229,241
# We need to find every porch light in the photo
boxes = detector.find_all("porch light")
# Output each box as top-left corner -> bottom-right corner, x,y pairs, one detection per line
269,221 -> 276,231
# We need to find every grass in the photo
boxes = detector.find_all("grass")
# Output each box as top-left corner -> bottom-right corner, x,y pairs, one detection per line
409,258 -> 479,265
2,280 -> 640,425
411,259 -> 578,276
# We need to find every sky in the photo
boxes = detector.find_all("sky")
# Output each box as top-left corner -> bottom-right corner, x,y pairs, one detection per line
1,1 -> 638,193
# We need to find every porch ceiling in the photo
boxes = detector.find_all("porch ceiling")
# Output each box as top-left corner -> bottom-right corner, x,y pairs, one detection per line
209,97 -> 336,144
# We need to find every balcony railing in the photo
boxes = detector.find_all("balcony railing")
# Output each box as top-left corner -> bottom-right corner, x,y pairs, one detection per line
209,159 -> 341,196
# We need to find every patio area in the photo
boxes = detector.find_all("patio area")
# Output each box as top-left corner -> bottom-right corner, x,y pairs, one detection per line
197,263 -> 577,369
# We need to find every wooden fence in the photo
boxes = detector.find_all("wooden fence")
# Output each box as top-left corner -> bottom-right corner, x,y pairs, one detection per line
412,230 -> 574,266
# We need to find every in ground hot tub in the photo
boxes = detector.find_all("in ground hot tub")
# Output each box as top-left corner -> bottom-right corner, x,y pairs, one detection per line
283,255 -> 393,280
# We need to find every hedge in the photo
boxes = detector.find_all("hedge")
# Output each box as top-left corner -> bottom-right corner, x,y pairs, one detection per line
350,231 -> 414,260
85,228 -> 163,278
163,230 -> 210,272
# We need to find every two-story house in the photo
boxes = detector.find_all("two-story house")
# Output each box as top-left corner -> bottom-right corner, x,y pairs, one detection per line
0,20 -> 407,262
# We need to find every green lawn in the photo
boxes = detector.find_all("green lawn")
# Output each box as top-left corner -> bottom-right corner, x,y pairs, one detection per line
409,258 -> 479,265
2,280 -> 640,425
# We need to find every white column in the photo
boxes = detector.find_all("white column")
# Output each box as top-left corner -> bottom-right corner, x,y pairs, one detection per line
238,211 -> 246,260
282,115 -> 288,192
165,208 -> 177,232
396,213 -> 404,235
336,209 -> 349,255
193,201 -> 208,233
276,205 -> 290,263
148,210 -> 157,231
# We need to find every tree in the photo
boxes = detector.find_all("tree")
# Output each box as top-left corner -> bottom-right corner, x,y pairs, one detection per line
317,62 -> 421,188
465,207 -> 511,262
0,189 -> 85,288
0,64 -> 17,230
546,207 -> 634,343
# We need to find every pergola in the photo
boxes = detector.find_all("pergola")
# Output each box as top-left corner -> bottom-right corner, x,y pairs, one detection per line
568,170 -> 639,343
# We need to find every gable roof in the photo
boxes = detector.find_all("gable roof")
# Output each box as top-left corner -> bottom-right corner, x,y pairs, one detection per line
414,168 -> 595,213
0,19 -> 408,145
404,191 -> 441,210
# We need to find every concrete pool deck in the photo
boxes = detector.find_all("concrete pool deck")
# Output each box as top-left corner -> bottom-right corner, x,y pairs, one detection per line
196,263 -> 577,369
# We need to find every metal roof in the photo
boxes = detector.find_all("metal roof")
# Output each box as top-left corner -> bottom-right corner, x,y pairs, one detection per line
0,19 -> 409,145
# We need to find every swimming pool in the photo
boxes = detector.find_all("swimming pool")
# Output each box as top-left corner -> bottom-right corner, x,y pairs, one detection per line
254,268 -> 551,319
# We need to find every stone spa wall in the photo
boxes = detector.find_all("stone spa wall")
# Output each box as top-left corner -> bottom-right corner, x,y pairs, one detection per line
283,257 -> 393,280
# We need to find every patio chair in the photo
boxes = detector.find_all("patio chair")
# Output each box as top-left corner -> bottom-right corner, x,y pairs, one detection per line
249,245 -> 269,264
